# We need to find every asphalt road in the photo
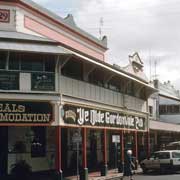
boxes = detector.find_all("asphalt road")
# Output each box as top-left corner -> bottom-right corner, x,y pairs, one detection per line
133,172 -> 180,180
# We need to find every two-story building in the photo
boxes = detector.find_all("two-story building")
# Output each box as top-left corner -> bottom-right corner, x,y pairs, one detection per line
149,80 -> 180,153
0,0 -> 155,179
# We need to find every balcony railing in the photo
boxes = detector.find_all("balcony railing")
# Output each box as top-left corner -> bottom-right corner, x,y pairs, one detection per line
60,76 -> 147,113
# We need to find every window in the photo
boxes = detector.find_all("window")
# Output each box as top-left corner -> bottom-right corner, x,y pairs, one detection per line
172,152 -> 180,158
158,152 -> 170,159
140,87 -> 146,100
0,51 -> 7,69
31,127 -> 46,157
126,81 -> 134,96
149,106 -> 153,117
9,52 -> 20,70
44,56 -> 55,72
21,53 -> 43,71
159,105 -> 167,114
160,105 -> 180,114
62,58 -> 83,80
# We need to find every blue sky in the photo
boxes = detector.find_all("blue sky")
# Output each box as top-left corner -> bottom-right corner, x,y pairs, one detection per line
34,0 -> 180,89
35,0 -> 83,16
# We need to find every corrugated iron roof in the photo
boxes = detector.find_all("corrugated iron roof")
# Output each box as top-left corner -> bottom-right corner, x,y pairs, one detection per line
0,41 -> 70,54
0,31 -> 57,43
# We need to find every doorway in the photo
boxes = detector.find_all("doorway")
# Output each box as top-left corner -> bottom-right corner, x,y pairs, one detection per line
0,127 -> 8,177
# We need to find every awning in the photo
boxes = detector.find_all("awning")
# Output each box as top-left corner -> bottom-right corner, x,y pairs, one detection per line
0,41 -> 70,54
150,120 -> 180,132
70,50 -> 157,93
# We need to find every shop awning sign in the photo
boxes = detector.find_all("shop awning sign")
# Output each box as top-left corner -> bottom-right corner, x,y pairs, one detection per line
63,105 -> 146,130
0,101 -> 53,124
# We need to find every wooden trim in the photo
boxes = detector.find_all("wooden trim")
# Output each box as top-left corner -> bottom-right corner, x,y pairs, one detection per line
120,130 -> 124,162
55,126 -> 62,171
134,131 -> 138,160
82,127 -> 87,168
60,124 -> 148,132
147,131 -> 150,158
103,129 -> 107,164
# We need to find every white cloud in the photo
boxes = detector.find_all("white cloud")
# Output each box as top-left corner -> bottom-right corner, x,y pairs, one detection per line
74,0 -> 180,88
33,0 -> 180,89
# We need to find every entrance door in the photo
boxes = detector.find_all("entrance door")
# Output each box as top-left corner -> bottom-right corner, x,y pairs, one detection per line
0,127 -> 8,177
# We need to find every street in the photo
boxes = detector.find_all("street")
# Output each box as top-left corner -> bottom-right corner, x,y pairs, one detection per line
134,172 -> 180,180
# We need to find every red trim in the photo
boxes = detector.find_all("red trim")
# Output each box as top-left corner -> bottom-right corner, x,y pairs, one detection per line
134,131 -> 138,160
60,124 -> 147,132
147,131 -> 150,158
82,127 -> 87,168
121,130 -> 124,162
103,129 -> 107,164
55,126 -> 62,171
0,123 -> 53,126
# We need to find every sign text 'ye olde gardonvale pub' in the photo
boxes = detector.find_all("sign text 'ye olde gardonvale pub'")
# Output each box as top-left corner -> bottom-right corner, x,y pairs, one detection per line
63,105 -> 146,130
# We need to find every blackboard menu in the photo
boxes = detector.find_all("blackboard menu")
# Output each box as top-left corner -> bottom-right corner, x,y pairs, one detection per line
31,72 -> 55,91
0,71 -> 19,90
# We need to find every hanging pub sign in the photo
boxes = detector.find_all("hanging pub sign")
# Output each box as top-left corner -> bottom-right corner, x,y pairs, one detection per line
31,73 -> 55,91
63,105 -> 146,130
0,9 -> 10,23
0,101 -> 53,124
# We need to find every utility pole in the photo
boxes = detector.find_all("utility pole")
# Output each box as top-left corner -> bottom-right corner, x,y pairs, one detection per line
99,17 -> 104,40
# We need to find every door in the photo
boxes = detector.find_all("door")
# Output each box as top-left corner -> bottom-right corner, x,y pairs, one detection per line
150,153 -> 160,169
171,152 -> 180,166
0,127 -> 8,177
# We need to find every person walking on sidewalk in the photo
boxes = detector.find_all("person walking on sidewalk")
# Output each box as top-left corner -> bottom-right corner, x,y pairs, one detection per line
123,149 -> 134,180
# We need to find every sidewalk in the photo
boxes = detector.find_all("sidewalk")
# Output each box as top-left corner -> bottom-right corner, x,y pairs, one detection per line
15,167 -> 141,180
65,168 -> 142,180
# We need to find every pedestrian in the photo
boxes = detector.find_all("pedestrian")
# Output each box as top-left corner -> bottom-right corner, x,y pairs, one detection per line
123,149 -> 134,180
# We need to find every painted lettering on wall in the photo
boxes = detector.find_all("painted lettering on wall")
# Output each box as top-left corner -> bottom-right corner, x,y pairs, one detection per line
0,9 -> 10,23
0,102 -> 53,124
63,105 -> 146,130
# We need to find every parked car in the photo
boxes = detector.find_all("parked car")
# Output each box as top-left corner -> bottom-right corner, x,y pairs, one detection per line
140,150 -> 180,174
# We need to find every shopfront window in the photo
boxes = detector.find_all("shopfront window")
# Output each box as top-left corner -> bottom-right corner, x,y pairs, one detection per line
107,131 -> 121,169
61,128 -> 82,176
31,127 -> 46,158
87,129 -> 103,171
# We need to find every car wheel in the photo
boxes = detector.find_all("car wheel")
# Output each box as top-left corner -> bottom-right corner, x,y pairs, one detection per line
159,166 -> 165,174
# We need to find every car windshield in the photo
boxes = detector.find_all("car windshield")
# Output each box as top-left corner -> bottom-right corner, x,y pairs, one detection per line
156,152 -> 170,159
172,152 -> 180,158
